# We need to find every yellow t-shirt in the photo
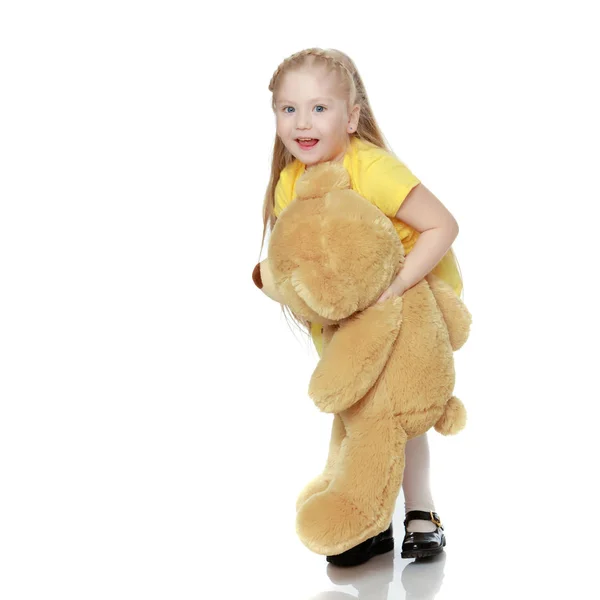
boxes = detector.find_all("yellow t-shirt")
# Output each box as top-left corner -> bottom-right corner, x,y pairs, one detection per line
273,135 -> 463,357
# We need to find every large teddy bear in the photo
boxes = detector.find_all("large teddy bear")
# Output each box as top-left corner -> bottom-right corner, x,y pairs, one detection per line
252,161 -> 472,557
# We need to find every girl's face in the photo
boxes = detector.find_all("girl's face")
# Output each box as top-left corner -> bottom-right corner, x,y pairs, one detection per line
274,67 -> 359,167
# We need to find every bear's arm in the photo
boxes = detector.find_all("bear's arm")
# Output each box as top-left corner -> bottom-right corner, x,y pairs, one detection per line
308,297 -> 404,413
425,273 -> 472,351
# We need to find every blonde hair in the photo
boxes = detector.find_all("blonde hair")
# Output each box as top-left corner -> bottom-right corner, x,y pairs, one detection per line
258,47 -> 464,345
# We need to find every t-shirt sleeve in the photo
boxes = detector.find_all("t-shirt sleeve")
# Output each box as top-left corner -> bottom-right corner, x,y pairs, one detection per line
361,152 -> 421,218
274,173 -> 290,219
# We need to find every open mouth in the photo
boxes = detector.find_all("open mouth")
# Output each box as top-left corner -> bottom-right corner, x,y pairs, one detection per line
296,138 -> 319,149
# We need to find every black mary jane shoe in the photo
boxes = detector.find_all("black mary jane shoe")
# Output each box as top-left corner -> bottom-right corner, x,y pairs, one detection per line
326,523 -> 394,567
401,510 -> 446,559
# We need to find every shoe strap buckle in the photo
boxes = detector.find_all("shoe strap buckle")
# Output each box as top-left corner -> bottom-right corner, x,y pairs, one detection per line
430,511 -> 442,527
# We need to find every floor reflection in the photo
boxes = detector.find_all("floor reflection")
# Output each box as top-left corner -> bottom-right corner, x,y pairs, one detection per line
308,548 -> 446,600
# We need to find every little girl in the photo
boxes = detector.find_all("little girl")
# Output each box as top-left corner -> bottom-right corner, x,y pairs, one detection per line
258,47 -> 464,565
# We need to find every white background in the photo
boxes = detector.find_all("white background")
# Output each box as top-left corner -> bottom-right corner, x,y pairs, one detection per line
1,1 -> 598,598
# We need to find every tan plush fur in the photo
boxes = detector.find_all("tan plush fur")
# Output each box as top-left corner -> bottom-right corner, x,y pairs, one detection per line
253,161 -> 472,556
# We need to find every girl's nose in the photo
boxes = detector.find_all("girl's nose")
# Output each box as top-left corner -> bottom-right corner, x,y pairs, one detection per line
296,112 -> 311,129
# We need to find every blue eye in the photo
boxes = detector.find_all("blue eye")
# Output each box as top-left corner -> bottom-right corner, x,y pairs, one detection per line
282,105 -> 326,113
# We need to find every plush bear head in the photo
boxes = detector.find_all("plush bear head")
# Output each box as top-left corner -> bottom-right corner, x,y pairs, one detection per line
252,161 -> 405,325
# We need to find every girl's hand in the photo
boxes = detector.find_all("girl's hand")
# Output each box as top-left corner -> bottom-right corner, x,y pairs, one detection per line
375,277 -> 408,304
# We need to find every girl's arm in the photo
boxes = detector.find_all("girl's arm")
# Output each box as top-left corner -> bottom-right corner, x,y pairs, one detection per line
393,183 -> 459,291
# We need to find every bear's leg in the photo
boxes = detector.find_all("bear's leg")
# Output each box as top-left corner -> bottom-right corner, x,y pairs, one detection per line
295,413 -> 346,511
296,415 -> 407,556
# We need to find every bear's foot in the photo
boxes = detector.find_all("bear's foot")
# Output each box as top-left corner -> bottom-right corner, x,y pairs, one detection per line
296,489 -> 386,556
295,476 -> 331,512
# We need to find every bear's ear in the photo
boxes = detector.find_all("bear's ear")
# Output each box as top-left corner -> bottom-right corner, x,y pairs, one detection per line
296,161 -> 351,200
